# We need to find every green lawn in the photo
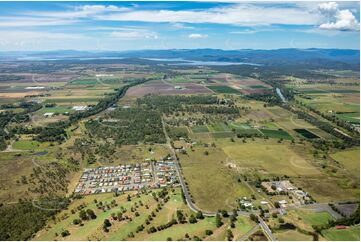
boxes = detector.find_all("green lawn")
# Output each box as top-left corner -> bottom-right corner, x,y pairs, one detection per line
12,140 -> 40,150
322,225 -> 360,241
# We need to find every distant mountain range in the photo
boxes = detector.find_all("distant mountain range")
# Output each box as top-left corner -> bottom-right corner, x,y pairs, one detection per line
0,48 -> 359,70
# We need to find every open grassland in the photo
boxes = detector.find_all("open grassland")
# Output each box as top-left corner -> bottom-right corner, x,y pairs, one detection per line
290,210 -> 335,227
178,146 -> 253,212
274,229 -> 313,241
221,141 -> 321,177
321,225 -> 360,241
330,148 -> 360,179
292,177 -> 359,203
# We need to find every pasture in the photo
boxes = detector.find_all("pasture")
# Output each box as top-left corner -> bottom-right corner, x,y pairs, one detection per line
221,141 -> 321,177
178,146 -> 253,212
321,225 -> 360,241
330,148 -> 360,179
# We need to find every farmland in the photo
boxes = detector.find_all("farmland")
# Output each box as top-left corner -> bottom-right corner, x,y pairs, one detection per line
0,50 -> 359,241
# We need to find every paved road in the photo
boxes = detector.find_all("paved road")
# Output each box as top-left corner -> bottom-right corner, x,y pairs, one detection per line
161,119 -> 278,240
259,218 -> 277,241
161,119 -> 216,217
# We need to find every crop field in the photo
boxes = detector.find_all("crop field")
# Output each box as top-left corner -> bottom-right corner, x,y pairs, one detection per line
330,148 -> 360,179
335,112 -> 360,124
35,106 -> 72,115
206,85 -> 240,94
259,129 -> 293,140
321,225 -> 360,241
207,123 -> 230,132
191,125 -> 209,133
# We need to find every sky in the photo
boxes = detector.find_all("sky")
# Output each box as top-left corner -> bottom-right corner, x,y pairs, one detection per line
0,1 -> 359,51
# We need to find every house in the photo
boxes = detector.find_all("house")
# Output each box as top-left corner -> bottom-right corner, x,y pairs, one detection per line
44,112 -> 54,117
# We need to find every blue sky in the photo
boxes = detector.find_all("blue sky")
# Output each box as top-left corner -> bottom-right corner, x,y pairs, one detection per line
0,1 -> 359,51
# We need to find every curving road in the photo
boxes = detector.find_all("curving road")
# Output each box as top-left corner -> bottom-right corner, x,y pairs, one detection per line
161,119 -> 277,240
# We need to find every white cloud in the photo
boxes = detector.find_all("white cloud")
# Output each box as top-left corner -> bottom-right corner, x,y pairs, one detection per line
171,23 -> 194,29
96,5 -> 321,26
318,2 -> 359,31
188,33 -> 208,39
110,30 -> 158,40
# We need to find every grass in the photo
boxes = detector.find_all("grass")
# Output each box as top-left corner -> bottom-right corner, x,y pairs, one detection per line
208,123 -> 230,132
178,146 -> 253,212
36,106 -> 72,115
221,141 -> 321,177
330,148 -> 360,179
335,112 -> 360,124
274,230 -> 313,241
294,210 -> 334,226
35,188 -> 238,241
206,85 -> 240,94
12,140 -> 40,150
259,129 -> 293,140
191,125 -> 209,133
321,225 -> 360,241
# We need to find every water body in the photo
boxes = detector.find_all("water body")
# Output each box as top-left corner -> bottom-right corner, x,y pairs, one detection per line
142,58 -> 262,66
276,88 -> 287,102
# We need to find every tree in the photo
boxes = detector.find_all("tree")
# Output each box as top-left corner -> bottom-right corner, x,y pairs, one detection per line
226,229 -> 233,241
215,214 -> 223,227
127,194 -> 131,201
86,209 -> 97,219
205,229 -> 213,236
61,230 -> 70,237
79,210 -> 88,220
104,219 -> 111,227
196,211 -> 204,220
189,214 -> 197,224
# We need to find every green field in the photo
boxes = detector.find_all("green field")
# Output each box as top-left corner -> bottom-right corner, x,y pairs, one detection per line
294,210 -> 334,226
191,125 -> 209,133
44,97 -> 101,103
179,146 -> 253,212
12,140 -> 41,150
275,230 -> 313,241
335,112 -> 360,124
322,225 -> 360,241
259,129 -> 293,140
208,122 -> 230,132
206,85 -> 240,94
36,106 -> 72,115
330,148 -> 360,179
222,142 -> 321,177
